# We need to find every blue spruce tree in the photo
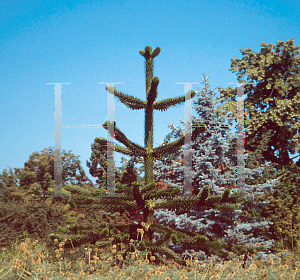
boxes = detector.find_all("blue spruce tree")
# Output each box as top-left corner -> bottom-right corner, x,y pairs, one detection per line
151,74 -> 292,267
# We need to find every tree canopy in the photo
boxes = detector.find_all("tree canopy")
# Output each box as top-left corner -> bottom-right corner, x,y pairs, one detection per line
0,147 -> 96,203
214,38 -> 300,174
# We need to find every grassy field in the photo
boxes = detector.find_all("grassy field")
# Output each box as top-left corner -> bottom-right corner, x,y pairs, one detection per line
0,229 -> 300,279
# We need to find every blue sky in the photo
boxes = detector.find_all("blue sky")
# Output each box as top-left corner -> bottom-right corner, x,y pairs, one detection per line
1,0 -> 299,188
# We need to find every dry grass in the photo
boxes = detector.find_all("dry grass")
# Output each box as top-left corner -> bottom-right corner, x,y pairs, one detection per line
1,232 -> 300,279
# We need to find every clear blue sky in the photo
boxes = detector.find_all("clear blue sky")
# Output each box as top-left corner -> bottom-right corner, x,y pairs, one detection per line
1,0 -> 299,187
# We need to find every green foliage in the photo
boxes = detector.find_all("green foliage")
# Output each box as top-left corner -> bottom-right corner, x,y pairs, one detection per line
252,163 -> 300,255
209,39 -> 300,258
0,187 -> 146,265
0,147 -> 95,205
0,166 -> 26,204
119,158 -> 139,188
0,197 -> 69,253
215,38 -> 300,174
48,177 -> 262,268
86,136 -> 124,191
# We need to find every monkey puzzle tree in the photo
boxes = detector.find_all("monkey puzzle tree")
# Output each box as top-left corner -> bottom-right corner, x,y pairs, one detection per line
48,46 -> 267,268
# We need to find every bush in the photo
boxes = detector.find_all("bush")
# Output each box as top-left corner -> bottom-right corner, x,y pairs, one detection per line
249,163 -> 300,256
0,194 -> 145,264
0,198 -> 68,252
254,193 -> 300,255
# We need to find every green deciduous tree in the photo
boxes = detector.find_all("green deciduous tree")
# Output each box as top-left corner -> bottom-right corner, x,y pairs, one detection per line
86,137 -> 124,195
214,38 -> 300,175
0,147 -> 95,204
0,166 -> 23,203
86,138 -> 145,196
119,157 -> 139,187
